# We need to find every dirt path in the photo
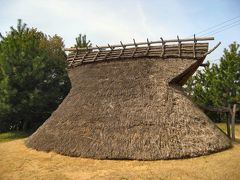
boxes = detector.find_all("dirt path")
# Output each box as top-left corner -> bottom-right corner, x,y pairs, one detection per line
0,139 -> 240,180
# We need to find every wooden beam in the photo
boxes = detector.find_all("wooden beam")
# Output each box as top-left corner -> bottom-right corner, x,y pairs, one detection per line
199,63 -> 208,67
68,50 -> 78,67
80,50 -> 90,64
203,42 -> 221,56
198,105 -> 230,113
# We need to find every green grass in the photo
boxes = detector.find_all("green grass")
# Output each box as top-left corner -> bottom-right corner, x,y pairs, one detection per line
216,123 -> 240,137
216,123 -> 227,132
0,131 -> 29,142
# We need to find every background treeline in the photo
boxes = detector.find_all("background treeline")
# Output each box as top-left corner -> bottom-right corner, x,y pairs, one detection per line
0,20 -> 239,133
0,20 -> 91,132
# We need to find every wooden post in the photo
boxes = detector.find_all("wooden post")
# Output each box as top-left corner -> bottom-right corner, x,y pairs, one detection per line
226,110 -> 231,138
231,104 -> 237,141
193,34 -> 197,58
132,39 -> 138,57
118,41 -> 125,58
145,38 -> 150,56
160,37 -> 165,57
177,35 -> 181,57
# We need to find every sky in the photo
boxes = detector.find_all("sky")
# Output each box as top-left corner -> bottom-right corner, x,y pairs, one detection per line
0,0 -> 240,63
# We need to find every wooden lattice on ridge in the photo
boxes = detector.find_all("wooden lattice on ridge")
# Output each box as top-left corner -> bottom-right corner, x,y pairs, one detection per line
65,36 -> 220,68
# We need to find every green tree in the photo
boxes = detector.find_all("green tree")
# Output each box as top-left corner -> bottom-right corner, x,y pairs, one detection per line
185,42 -> 240,121
75,34 -> 92,48
218,42 -> 240,106
185,63 -> 221,106
0,19 -> 71,132
0,67 -> 12,131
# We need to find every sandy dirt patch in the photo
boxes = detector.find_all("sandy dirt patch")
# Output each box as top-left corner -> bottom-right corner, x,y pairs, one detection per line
0,139 -> 240,180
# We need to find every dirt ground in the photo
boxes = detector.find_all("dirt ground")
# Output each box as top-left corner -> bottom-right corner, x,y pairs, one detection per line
0,138 -> 240,180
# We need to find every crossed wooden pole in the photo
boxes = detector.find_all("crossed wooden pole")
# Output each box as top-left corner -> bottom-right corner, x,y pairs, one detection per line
200,104 -> 239,141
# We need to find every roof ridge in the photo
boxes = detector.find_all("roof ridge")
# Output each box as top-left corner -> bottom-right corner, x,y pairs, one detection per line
65,36 -> 214,52
65,36 -> 220,68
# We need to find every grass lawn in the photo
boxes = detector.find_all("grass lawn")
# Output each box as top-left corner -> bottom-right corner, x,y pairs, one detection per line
216,123 -> 240,137
0,123 -> 239,180
0,131 -> 29,142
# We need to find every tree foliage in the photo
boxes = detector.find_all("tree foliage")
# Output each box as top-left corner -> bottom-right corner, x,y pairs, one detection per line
75,34 -> 92,48
0,19 -> 71,132
185,42 -> 240,121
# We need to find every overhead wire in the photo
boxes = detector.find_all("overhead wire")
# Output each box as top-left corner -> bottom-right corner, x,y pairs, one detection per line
195,15 -> 240,36
187,15 -> 240,38
186,16 -> 240,68
200,20 -> 240,37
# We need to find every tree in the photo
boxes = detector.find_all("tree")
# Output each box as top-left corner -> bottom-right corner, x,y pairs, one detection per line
218,42 -> 240,106
185,63 -> 221,106
185,42 -> 240,122
75,34 -> 92,48
0,19 -> 71,132
0,66 -> 12,131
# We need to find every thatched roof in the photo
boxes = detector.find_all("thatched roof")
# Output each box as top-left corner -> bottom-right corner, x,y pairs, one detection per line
26,37 -> 231,160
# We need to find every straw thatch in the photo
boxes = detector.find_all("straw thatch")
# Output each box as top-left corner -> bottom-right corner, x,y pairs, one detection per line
26,39 -> 231,160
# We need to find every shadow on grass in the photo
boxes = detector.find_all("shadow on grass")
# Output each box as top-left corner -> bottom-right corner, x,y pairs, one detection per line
0,131 -> 30,143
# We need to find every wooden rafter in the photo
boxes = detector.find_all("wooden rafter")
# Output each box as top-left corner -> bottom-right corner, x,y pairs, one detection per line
118,41 -> 125,58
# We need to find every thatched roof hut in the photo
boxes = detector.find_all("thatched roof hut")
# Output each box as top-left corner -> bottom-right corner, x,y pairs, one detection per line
26,37 -> 231,160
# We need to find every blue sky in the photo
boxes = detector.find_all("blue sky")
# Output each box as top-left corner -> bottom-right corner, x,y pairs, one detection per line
0,0 -> 240,63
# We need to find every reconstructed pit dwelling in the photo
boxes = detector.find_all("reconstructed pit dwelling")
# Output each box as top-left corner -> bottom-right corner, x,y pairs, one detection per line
26,36 -> 231,160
